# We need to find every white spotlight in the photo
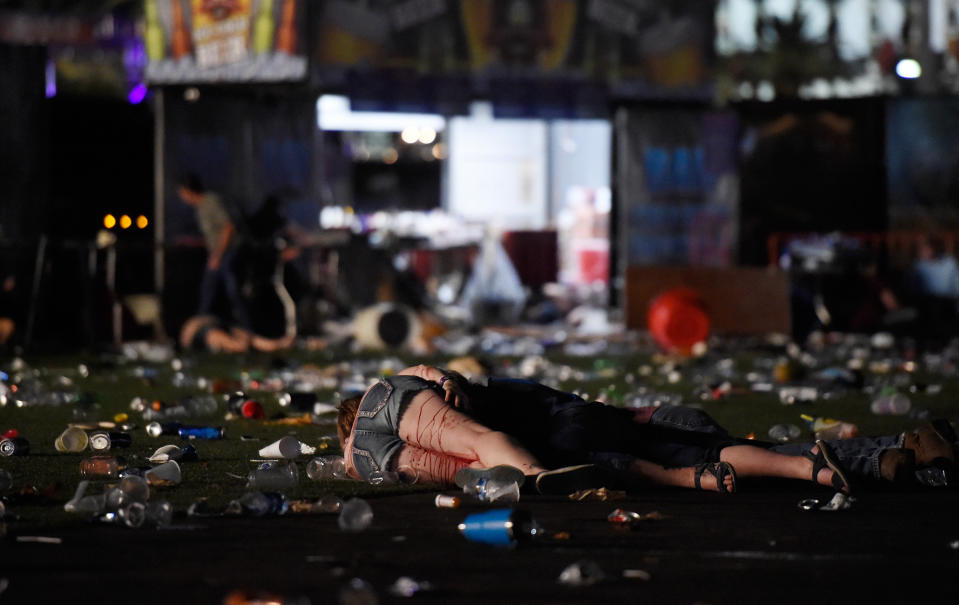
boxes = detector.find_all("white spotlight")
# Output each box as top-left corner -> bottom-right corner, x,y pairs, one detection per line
895,59 -> 921,79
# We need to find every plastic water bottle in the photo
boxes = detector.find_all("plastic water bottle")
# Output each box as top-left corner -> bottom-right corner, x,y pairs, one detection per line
870,392 -> 911,415
767,423 -> 801,443
306,456 -> 347,481
800,414 -> 858,440
338,498 -> 373,532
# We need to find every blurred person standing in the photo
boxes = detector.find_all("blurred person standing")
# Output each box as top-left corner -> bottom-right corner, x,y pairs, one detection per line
177,174 -> 251,329
907,233 -> 959,349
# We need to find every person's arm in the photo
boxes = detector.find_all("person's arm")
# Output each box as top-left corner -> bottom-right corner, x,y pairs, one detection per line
398,389 -> 545,475
208,221 -> 234,270
398,364 -> 469,409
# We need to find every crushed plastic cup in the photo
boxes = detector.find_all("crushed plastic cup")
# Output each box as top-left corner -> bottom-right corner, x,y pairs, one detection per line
306,455 -> 348,480
767,423 -> 801,443
106,475 -> 150,510
117,501 -> 147,528
148,444 -> 197,463
368,470 -> 399,485
64,482 -> 107,515
389,576 -> 432,597
465,477 -> 521,503
55,427 -> 89,452
247,461 -> 299,491
145,500 -> 173,527
230,491 -> 288,516
258,435 -> 315,459
145,460 -> 182,486
558,560 -> 606,586
338,498 -> 373,532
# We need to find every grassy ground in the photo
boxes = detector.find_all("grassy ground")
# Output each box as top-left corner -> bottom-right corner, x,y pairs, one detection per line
2,339 -> 957,532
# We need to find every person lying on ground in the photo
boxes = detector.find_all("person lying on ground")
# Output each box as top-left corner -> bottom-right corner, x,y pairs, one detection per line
334,365 -> 949,495
178,315 -> 295,353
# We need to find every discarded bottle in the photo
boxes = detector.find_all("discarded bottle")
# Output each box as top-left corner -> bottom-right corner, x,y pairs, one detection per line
339,578 -> 378,605
464,477 -> 521,504
105,475 -> 150,510
145,499 -> 173,527
767,423 -> 801,443
247,461 -> 299,491
116,501 -> 147,528
800,414 -> 858,440
229,491 -> 289,517
434,494 -> 461,509
64,481 -> 107,515
178,425 -> 224,440
458,508 -> 541,547
558,560 -> 606,586
277,392 -> 317,412
915,464 -> 950,488
368,470 -> 399,486
146,421 -> 183,438
227,392 -> 265,419
0,436 -> 29,456
89,431 -> 132,452
306,455 -> 348,481
870,392 -> 911,416
337,498 -> 373,532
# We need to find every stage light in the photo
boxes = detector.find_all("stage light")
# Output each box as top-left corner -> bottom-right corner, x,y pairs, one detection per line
128,83 -> 147,105
120,215 -> 132,229
400,128 -> 419,144
418,127 -> 437,145
896,59 -> 921,79
103,214 -> 117,229
136,215 -> 148,229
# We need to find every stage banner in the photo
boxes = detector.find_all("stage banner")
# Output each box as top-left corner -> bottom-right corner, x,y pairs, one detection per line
310,0 -> 715,113
144,0 -> 306,83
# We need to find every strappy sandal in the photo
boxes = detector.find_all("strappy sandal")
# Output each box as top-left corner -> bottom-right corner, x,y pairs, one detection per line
805,439 -> 851,494
693,461 -> 737,493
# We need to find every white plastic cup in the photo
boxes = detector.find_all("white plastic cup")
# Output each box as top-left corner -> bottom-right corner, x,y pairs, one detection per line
259,436 -> 313,459
55,427 -> 89,453
145,460 -> 182,486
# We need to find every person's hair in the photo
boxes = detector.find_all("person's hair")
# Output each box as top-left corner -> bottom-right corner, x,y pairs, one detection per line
337,395 -> 361,449
179,173 -> 205,194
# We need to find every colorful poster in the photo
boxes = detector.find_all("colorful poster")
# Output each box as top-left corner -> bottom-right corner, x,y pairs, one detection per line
144,0 -> 306,83
190,0 -> 252,68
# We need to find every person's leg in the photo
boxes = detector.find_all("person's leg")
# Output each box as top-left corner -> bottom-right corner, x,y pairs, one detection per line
197,266 -> 218,315
622,458 -> 736,493
719,443 -> 845,490
771,435 -> 901,482
219,249 -> 252,329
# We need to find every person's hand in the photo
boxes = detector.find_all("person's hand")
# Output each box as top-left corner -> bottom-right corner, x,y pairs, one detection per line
207,255 -> 221,270
441,375 -> 470,411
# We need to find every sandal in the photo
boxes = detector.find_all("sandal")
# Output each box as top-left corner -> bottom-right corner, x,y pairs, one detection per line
804,439 -> 851,494
693,461 -> 737,493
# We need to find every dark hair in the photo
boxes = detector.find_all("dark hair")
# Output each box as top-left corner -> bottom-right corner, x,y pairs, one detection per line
179,173 -> 205,194
337,395 -> 361,449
